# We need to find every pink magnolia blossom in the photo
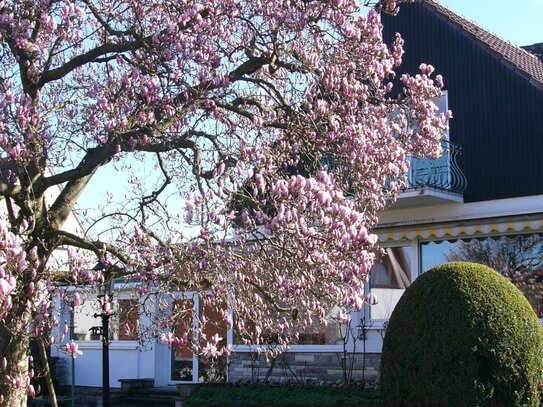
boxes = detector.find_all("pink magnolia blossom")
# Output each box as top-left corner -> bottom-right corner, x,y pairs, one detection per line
0,0 -> 447,403
201,342 -> 219,360
64,341 -> 83,359
159,332 -> 175,347
72,292 -> 81,307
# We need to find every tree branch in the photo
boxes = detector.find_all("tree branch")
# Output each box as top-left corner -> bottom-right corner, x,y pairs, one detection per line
40,49 -> 278,230
37,42 -> 140,88
139,153 -> 172,209
248,280 -> 291,313
52,229 -> 132,267
0,182 -> 22,199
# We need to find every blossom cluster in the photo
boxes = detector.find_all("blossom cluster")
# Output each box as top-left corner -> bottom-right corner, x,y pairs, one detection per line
0,0 -> 449,397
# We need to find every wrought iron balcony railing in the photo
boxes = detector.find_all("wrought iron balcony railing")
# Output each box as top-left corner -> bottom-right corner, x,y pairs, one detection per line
407,140 -> 467,194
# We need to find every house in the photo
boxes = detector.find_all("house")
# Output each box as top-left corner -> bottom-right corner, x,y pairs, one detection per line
58,0 -> 543,392
366,0 -> 543,369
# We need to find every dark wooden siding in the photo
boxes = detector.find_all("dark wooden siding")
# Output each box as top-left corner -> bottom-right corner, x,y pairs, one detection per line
382,3 -> 543,203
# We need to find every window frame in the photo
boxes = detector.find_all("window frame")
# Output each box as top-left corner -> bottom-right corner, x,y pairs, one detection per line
66,283 -> 142,343
368,240 -> 419,323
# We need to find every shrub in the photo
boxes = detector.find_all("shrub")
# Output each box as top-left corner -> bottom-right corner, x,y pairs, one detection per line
381,261 -> 543,406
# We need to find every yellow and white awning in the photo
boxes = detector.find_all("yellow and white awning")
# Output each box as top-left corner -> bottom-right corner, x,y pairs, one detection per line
375,213 -> 543,243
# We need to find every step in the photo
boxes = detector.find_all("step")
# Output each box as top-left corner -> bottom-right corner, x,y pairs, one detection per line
115,404 -> 179,407
115,401 -> 175,407
122,396 -> 175,404
130,387 -> 178,395
114,387 -> 181,407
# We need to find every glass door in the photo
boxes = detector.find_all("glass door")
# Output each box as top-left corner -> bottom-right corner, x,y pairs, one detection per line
170,295 -> 198,382
197,300 -> 228,382
169,294 -> 228,383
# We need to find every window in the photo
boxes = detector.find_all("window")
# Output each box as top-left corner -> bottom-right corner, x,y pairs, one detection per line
435,91 -> 449,139
113,299 -> 139,340
369,245 -> 413,320
71,294 -> 139,341
295,305 -> 343,345
420,233 -> 543,317
233,305 -> 344,346
198,301 -> 228,382
72,297 -> 101,341
171,298 -> 196,381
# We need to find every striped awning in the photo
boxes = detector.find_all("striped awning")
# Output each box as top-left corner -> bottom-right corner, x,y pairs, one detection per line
375,213 -> 543,243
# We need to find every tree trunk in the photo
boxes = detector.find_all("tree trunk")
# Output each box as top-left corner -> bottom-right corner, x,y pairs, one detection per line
0,320 -> 31,407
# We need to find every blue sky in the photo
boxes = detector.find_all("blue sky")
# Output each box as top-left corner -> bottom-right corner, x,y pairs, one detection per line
439,0 -> 543,46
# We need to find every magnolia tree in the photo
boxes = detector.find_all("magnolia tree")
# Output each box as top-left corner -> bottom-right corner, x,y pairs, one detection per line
0,0 -> 449,404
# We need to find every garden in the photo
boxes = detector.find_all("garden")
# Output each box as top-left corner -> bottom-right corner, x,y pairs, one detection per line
184,262 -> 543,407
184,384 -> 382,407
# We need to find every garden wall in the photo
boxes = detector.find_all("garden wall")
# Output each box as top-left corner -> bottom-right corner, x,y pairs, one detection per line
228,352 -> 381,384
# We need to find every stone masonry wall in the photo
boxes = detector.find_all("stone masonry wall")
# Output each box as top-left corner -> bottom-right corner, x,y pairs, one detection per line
228,352 -> 381,384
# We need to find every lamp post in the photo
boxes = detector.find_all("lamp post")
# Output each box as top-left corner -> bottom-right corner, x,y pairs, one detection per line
90,265 -> 115,407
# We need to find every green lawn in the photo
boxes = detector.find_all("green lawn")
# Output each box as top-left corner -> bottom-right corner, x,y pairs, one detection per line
184,384 -> 382,406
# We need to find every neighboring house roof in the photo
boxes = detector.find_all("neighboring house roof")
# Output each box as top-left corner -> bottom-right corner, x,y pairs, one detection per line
417,0 -> 543,88
0,159 -> 87,236
522,43 -> 543,63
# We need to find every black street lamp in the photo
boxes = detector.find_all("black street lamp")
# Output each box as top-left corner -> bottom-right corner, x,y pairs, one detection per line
90,263 -> 115,407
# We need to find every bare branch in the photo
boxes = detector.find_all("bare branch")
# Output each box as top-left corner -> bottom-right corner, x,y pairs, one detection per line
248,280 -> 291,313
37,42 -> 140,88
140,153 -> 172,209
52,229 -> 132,266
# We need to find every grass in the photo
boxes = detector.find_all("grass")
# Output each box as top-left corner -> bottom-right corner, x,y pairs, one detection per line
184,384 -> 382,406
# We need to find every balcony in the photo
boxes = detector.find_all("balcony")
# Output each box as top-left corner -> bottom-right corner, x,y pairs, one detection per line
392,141 -> 467,209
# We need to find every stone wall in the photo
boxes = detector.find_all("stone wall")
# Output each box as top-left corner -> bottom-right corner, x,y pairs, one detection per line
228,352 -> 381,384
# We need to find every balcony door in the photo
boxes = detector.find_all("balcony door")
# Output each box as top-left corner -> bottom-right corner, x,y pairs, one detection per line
409,91 -> 452,189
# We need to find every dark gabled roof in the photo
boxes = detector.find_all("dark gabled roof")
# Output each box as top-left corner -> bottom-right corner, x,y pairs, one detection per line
418,0 -> 543,88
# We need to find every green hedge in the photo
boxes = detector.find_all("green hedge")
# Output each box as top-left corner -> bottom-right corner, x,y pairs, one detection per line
184,384 -> 382,406
381,262 -> 543,406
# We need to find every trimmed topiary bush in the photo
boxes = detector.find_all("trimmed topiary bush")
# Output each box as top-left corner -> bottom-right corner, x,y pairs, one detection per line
381,261 -> 543,406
